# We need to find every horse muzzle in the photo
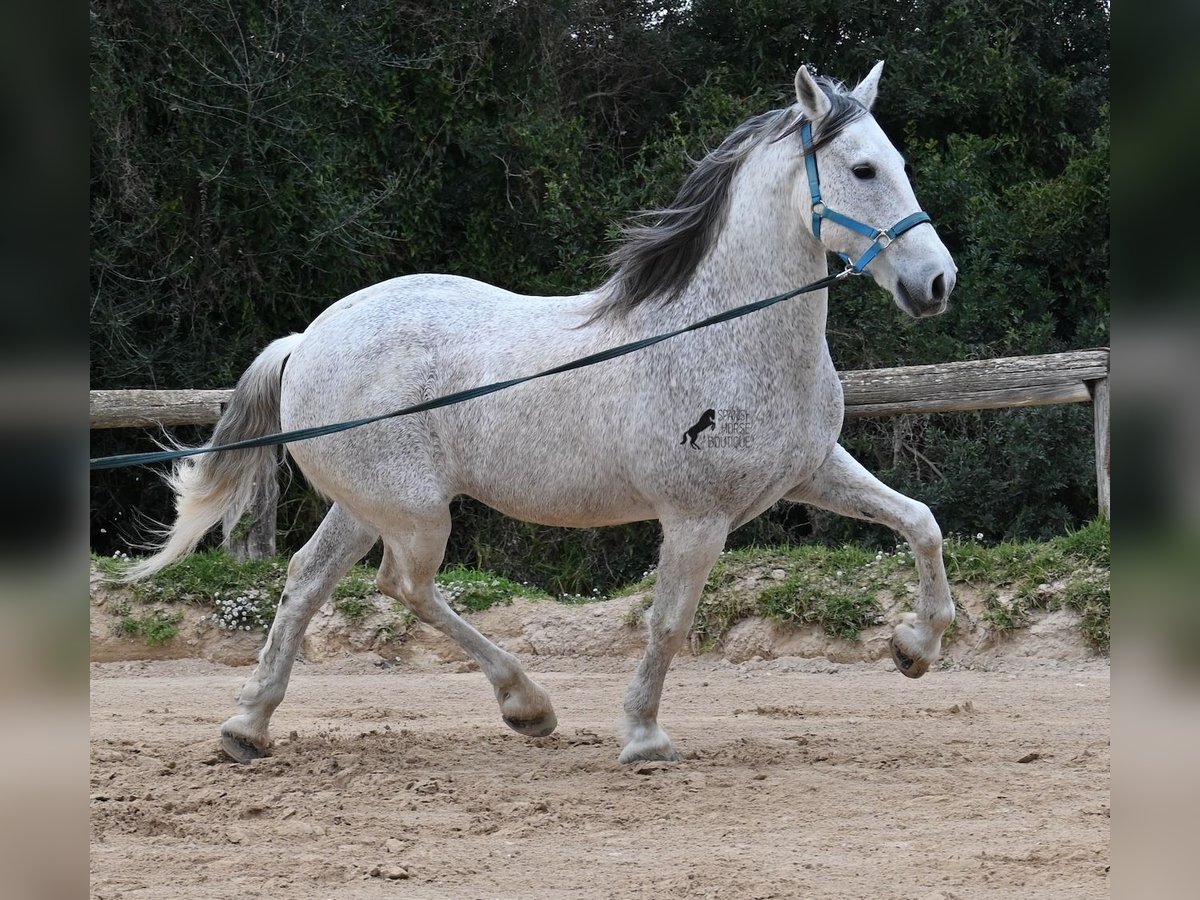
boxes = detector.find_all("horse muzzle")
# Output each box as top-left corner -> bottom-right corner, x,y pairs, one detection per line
898,268 -> 954,318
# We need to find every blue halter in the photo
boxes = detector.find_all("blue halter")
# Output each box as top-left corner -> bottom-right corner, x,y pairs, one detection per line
800,120 -> 931,275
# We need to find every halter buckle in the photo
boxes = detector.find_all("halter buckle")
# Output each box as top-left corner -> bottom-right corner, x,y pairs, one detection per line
875,231 -> 893,249
812,201 -> 826,216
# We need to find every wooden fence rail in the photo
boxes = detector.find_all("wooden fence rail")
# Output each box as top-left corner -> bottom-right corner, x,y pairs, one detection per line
92,349 -> 1110,555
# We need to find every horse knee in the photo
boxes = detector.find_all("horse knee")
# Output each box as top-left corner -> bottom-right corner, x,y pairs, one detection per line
646,611 -> 690,653
904,502 -> 943,556
929,602 -> 955,633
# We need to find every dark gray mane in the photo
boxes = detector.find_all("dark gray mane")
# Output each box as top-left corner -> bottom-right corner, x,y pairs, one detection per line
591,77 -> 868,321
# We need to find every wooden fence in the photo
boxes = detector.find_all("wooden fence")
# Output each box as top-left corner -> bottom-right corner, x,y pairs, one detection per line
91,349 -> 1111,556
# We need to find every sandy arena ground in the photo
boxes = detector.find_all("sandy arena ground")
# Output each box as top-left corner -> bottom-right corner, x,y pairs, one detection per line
90,654 -> 1109,899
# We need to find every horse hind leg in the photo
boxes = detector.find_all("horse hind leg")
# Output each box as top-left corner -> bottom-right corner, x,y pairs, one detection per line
375,510 -> 557,738
220,503 -> 378,762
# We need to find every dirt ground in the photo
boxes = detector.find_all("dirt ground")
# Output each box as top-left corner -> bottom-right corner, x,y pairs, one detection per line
90,653 -> 1109,899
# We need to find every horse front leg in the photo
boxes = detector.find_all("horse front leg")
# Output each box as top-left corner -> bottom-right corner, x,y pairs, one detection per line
786,444 -> 954,677
620,516 -> 728,763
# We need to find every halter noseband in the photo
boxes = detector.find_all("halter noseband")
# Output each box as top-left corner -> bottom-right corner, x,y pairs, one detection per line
800,120 -> 931,276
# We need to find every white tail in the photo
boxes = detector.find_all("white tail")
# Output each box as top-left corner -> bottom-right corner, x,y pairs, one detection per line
125,334 -> 304,581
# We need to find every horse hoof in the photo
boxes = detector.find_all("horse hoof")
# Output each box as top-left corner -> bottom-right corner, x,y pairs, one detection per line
503,712 -> 558,738
221,730 -> 270,763
618,724 -> 680,764
889,637 -> 929,679
618,746 -> 681,765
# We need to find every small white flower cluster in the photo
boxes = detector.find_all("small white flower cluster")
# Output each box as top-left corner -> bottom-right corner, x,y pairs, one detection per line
946,530 -> 987,543
210,591 -> 270,632
111,549 -> 130,560
869,542 -> 914,564
438,580 -> 477,604
559,587 -> 605,603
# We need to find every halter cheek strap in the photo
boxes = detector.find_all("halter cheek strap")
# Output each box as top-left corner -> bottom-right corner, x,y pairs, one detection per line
801,121 -> 932,275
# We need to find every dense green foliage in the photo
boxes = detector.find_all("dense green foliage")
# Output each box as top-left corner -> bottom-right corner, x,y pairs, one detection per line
91,1 -> 1109,590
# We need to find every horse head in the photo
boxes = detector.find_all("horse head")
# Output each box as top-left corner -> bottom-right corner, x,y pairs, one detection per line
790,61 -> 957,318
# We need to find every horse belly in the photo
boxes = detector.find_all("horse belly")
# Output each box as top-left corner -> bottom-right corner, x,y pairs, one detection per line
444,384 -> 657,527
466,480 -> 655,529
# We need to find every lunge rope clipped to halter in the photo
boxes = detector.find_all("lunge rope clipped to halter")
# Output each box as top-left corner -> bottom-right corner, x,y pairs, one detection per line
91,121 -> 933,473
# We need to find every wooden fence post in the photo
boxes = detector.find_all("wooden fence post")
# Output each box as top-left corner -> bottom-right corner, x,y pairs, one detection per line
1091,376 -> 1110,521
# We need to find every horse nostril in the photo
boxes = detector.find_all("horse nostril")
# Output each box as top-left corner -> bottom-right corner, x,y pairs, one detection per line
930,272 -> 947,304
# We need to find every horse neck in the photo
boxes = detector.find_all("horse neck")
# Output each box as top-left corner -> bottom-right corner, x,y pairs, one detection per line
639,150 -> 831,358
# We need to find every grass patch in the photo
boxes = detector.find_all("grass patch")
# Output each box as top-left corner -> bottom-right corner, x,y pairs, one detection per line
94,550 -> 289,635
93,552 -> 549,623
332,564 -> 383,622
611,568 -> 657,598
92,554 -> 129,580
333,595 -> 374,623
101,550 -> 291,606
945,519 -> 1110,650
944,518 -> 1109,586
1060,570 -> 1110,652
1056,519 -> 1110,567
333,564 -> 378,602
693,544 -> 904,646
116,607 -> 183,645
621,595 -> 654,629
760,579 -> 882,642
436,566 -> 547,612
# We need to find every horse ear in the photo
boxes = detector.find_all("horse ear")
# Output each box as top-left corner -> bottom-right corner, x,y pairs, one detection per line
852,60 -> 885,110
794,65 -> 832,121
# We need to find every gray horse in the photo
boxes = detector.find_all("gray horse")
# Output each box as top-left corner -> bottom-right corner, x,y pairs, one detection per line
131,62 -> 957,764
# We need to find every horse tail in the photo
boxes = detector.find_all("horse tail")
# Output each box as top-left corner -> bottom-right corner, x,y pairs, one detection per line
679,434 -> 687,445
125,333 -> 304,581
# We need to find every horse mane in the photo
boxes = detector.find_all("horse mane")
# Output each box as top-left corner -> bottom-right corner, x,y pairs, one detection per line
589,76 -> 868,322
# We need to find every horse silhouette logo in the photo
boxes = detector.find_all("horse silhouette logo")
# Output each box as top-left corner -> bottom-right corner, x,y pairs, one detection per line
680,408 -> 717,448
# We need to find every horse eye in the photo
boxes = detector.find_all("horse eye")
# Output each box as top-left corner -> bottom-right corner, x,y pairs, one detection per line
852,164 -> 876,180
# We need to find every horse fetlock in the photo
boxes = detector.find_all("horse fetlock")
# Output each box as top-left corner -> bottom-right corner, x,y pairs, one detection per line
220,714 -> 271,763
236,676 -> 285,717
927,600 -> 955,635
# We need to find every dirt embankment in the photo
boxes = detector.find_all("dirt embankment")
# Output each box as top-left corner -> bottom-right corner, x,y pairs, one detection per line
90,566 -> 1099,670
